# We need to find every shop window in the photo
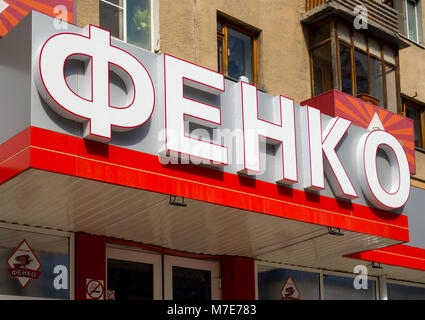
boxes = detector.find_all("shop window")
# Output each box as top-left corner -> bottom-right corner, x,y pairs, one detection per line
0,226 -> 71,299
99,0 -> 152,50
256,264 -> 320,300
309,20 -> 400,112
323,274 -> 376,300
404,100 -> 425,148
217,17 -> 258,85
387,281 -> 425,300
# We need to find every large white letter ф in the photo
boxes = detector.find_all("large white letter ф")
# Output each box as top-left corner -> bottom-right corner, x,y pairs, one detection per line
34,25 -> 155,142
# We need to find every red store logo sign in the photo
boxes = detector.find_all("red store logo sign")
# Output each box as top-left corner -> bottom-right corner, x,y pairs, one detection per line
7,240 -> 42,288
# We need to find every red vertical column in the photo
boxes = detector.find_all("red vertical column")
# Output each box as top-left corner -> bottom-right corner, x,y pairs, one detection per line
221,257 -> 256,300
75,233 -> 106,300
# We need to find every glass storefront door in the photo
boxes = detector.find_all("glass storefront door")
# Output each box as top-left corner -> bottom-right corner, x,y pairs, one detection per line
106,245 -> 220,300
106,246 -> 162,300
164,255 -> 220,300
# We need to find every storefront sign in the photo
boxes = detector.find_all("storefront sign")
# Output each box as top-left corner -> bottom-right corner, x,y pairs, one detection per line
7,240 -> 42,288
86,278 -> 105,300
280,276 -> 300,300
33,25 -> 411,211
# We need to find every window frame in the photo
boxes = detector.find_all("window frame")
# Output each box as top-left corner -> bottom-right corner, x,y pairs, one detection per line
217,17 -> 259,85
405,0 -> 422,43
99,0 -> 156,51
385,278 -> 425,300
403,98 -> 425,149
163,255 -> 221,300
105,244 -> 163,300
308,18 -> 401,112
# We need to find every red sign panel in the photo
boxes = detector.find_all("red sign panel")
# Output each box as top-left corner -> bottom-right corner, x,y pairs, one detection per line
0,0 -> 74,38
302,90 -> 416,174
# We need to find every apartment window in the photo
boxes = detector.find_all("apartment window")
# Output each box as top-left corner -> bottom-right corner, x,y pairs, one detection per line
217,18 -> 258,84
309,20 -> 400,111
99,0 -> 152,50
407,0 -> 423,42
404,100 -> 425,148
395,0 -> 424,43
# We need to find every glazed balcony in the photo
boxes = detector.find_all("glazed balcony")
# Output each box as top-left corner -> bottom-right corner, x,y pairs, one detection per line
304,0 -> 399,39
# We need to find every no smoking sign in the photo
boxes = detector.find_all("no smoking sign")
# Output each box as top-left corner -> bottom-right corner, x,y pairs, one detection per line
86,279 -> 105,300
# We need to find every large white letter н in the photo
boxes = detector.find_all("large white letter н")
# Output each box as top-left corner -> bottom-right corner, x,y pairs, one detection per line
239,82 -> 297,184
162,54 -> 227,165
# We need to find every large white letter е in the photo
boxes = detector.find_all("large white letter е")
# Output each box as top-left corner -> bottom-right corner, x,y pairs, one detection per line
162,54 -> 227,165
34,25 -> 155,142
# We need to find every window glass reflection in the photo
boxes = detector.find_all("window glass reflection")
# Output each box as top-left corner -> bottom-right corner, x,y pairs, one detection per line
227,27 -> 253,82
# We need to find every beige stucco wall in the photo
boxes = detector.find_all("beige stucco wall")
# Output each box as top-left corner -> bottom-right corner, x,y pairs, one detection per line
159,0 -> 311,102
413,151 -> 425,188
74,0 -> 311,103
399,1 -> 425,103
75,0 -> 99,28
399,44 -> 425,103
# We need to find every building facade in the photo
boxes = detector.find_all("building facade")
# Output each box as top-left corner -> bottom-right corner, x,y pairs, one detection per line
0,0 -> 424,300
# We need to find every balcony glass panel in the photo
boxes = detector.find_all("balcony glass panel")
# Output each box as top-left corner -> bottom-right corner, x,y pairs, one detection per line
383,45 -> 396,65
385,65 -> 397,112
369,38 -> 381,57
338,23 -> 350,43
370,57 -> 384,106
312,42 -> 333,96
355,50 -> 369,95
354,31 -> 367,51
310,23 -> 331,46
340,44 -> 353,95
